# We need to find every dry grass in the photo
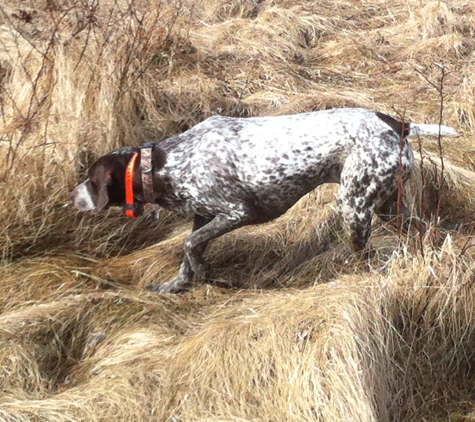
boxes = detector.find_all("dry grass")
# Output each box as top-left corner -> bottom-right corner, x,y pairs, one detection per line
1,0 -> 475,420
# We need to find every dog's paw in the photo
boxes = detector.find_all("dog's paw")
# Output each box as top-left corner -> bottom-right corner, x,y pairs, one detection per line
146,277 -> 189,294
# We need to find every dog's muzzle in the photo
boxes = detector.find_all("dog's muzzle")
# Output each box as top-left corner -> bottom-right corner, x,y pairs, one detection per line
69,182 -> 96,212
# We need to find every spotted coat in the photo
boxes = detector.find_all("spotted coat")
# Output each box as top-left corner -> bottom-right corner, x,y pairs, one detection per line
69,107 -> 459,292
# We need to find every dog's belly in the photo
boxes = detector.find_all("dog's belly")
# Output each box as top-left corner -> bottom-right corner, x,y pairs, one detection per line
231,134 -> 349,217
239,167 -> 338,222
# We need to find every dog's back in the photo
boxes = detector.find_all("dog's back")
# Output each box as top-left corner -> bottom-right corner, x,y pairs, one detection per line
156,108 -> 412,219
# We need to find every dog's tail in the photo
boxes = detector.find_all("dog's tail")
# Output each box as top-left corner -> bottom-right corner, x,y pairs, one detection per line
408,123 -> 459,137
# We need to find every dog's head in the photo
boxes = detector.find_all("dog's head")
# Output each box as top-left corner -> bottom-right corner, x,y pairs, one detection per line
69,148 -> 137,213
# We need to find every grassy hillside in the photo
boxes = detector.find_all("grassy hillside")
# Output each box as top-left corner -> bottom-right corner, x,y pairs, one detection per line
0,0 -> 474,420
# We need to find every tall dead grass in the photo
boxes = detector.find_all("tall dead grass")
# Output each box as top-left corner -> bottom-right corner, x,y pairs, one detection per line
0,0 -> 475,420
2,247 -> 475,421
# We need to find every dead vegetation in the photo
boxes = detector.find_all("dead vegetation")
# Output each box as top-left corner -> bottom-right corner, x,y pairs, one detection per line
0,0 -> 475,420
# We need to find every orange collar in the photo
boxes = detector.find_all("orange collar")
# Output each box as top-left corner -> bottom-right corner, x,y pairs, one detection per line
124,151 -> 143,218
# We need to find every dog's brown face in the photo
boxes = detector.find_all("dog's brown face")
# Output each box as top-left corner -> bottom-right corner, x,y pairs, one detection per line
70,150 -> 133,212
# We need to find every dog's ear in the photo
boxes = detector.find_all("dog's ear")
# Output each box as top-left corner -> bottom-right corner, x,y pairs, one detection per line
95,170 -> 112,212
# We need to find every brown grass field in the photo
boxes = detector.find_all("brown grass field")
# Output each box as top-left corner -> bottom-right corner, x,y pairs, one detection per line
0,0 -> 475,420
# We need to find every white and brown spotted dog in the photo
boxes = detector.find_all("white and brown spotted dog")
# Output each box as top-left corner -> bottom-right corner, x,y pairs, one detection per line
70,108 -> 459,293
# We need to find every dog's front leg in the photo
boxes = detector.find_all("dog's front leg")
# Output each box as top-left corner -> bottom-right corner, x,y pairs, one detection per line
183,214 -> 242,278
148,213 -> 244,293
147,214 -> 213,294
183,213 -> 244,277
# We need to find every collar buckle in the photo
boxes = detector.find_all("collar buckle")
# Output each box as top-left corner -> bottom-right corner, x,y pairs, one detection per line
124,202 -> 144,218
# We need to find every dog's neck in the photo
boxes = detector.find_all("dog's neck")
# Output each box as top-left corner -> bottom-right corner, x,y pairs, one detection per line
123,145 -> 156,217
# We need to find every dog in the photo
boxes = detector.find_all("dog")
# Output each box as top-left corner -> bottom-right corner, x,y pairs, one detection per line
70,107 -> 459,293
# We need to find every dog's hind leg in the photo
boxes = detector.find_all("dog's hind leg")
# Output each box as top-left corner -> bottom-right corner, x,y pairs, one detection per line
336,159 -> 380,252
147,214 -> 214,294
336,153 -> 409,252
336,193 -> 374,252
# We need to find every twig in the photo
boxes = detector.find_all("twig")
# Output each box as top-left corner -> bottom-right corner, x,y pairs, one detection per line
416,130 -> 425,258
414,63 -> 449,225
